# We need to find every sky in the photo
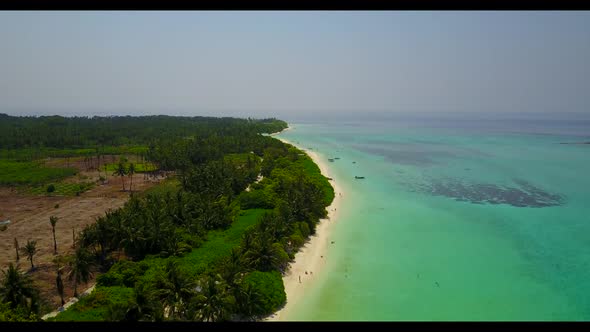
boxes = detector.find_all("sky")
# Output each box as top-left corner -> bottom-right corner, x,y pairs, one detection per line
1,11 -> 589,121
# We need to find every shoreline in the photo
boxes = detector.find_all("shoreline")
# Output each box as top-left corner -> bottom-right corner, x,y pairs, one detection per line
265,133 -> 344,321
269,126 -> 291,136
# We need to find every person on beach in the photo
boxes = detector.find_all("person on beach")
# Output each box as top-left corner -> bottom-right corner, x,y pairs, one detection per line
299,276 -> 301,283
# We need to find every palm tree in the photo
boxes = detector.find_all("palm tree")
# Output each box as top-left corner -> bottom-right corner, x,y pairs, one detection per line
56,267 -> 65,306
103,162 -> 109,183
21,240 -> 38,271
105,302 -> 130,322
156,261 -> 196,319
125,282 -> 163,321
0,263 -> 40,314
234,282 -> 263,321
113,162 -> 127,191
49,216 -> 58,255
128,163 -> 136,192
221,248 -> 246,286
191,275 -> 235,322
14,238 -> 19,262
243,234 -> 284,272
67,247 -> 94,298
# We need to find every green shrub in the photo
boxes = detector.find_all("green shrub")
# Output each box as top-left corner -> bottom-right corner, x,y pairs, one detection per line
97,260 -> 148,288
46,184 -> 56,193
0,302 -> 40,322
241,271 -> 286,316
238,189 -> 276,209
288,232 -> 305,249
272,243 -> 290,272
298,222 -> 310,238
51,286 -> 135,321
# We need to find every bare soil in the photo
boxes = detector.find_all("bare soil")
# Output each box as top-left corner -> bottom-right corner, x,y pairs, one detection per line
0,162 -> 166,313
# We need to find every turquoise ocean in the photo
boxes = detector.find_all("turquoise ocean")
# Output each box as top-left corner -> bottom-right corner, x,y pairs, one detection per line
276,115 -> 590,321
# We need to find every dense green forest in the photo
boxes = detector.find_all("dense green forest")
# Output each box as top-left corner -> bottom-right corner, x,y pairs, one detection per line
0,113 -> 286,188
0,113 -> 286,151
0,114 -> 334,321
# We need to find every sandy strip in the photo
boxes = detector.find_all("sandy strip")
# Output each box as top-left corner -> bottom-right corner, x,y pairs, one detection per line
265,135 -> 344,321
269,126 -> 291,136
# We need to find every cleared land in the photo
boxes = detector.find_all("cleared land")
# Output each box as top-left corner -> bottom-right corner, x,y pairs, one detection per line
0,157 -> 168,313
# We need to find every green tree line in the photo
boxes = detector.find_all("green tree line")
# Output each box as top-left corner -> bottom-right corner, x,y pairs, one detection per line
1,114 -> 334,322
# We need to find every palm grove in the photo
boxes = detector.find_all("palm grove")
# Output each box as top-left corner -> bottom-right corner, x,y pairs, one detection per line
0,114 -> 333,321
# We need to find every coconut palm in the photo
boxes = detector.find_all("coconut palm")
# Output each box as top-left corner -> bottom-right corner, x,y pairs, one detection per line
125,282 -> 163,322
128,163 -> 136,192
0,263 -> 40,314
105,302 -> 130,322
14,238 -> 19,262
67,247 -> 94,298
103,163 -> 109,183
56,267 -> 65,306
156,261 -> 196,319
190,275 -> 235,322
221,248 -> 246,286
21,240 -> 38,271
113,162 -> 127,191
234,282 -> 263,321
49,216 -> 58,254
243,234 -> 283,272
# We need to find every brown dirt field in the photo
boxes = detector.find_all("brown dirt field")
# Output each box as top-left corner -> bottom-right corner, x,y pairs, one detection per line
0,167 -> 167,314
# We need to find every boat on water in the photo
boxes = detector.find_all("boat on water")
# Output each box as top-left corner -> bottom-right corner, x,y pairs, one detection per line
328,158 -> 335,162
334,157 -> 340,160
355,176 -> 365,179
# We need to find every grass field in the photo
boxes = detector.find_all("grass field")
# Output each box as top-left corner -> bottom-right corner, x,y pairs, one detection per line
0,160 -> 76,186
137,178 -> 180,198
177,208 -> 267,275
24,181 -> 95,196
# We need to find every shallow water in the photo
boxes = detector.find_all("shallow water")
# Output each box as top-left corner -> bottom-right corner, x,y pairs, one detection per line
277,116 -> 590,321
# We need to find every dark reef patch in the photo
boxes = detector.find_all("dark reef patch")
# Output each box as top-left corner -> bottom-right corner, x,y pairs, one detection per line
414,178 -> 564,208
559,142 -> 590,145
352,145 -> 455,166
352,141 -> 489,167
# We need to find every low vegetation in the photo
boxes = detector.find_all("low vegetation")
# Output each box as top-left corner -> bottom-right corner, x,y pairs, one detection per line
25,182 -> 95,197
0,114 -> 334,322
0,160 -> 76,186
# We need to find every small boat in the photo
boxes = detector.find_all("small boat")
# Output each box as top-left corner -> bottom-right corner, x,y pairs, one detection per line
355,176 -> 365,179
352,161 -> 356,164
328,159 -> 335,162
334,157 -> 340,160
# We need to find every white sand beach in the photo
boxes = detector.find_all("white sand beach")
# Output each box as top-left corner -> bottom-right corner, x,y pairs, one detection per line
266,134 -> 344,321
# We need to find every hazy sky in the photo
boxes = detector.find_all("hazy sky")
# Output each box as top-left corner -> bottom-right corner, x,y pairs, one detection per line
1,11 -> 589,120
